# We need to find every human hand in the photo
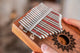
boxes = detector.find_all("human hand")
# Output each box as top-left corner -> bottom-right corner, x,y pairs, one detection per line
63,18 -> 80,29
32,44 -> 58,53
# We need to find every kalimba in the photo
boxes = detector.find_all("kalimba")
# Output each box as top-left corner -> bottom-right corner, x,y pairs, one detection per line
12,3 -> 80,53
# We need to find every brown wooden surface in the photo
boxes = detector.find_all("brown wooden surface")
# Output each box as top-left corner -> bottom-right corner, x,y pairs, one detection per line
12,7 -> 80,53
12,18 -> 80,53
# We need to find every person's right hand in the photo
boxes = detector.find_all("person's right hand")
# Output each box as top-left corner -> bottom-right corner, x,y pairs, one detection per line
32,44 -> 58,53
63,18 -> 80,29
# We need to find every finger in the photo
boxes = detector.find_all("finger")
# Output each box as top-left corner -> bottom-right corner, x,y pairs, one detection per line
63,18 -> 80,29
41,44 -> 58,53
32,51 -> 35,53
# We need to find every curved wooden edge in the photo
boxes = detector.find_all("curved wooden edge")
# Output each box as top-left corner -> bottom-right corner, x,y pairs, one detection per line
12,23 -> 42,53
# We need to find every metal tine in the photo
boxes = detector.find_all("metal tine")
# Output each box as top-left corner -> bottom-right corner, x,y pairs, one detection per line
48,13 -> 59,21
36,11 -> 43,19
23,14 -> 33,22
35,27 -> 48,37
19,21 -> 26,29
48,13 -> 58,20
50,14 -> 59,22
34,7 -> 44,18
29,15 -> 40,26
27,12 -> 36,21
36,26 -> 49,37
42,19 -> 60,32
19,21 -> 29,30
23,17 -> 32,25
20,20 -> 30,29
27,13 -> 36,24
28,16 -> 34,26
40,7 -> 48,15
31,8 -> 39,16
50,12 -> 59,19
28,13 -> 41,28
39,21 -> 60,34
38,23 -> 53,36
30,8 -> 40,20
26,9 -> 39,25
38,3 -> 49,14
45,17 -> 59,27
26,15 -> 36,25
47,13 -> 59,22
34,27 -> 45,39
41,35 -> 45,39
31,9 -> 41,21
45,14 -> 61,29
37,5 -> 47,15
44,17 -> 59,27
32,7 -> 50,28
28,5 -> 48,25
39,21 -> 60,32
22,17 -> 32,27
22,17 -> 32,28
31,31 -> 42,39
26,15 -> 34,25
34,8 -> 41,15
48,14 -> 59,22
38,23 -> 52,34
25,13 -> 34,22
25,8 -> 39,23
37,7 -> 44,13
39,24 -> 51,36
48,15 -> 59,24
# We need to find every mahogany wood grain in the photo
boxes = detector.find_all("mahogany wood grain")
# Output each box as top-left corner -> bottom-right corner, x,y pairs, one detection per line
12,9 -> 80,53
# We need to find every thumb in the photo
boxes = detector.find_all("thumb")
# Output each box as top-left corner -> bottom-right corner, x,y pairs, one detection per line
41,44 -> 58,53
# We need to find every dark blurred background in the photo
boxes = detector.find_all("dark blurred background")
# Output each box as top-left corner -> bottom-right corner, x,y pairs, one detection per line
0,0 -> 80,53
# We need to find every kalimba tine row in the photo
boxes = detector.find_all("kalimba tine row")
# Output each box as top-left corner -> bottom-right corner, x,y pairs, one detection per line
19,3 -> 62,39
12,3 -> 80,53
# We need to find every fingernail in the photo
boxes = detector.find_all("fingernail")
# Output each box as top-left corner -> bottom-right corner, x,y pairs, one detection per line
41,44 -> 48,52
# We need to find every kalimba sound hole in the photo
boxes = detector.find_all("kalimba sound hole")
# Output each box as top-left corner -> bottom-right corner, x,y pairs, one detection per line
58,35 -> 69,45
52,30 -> 76,52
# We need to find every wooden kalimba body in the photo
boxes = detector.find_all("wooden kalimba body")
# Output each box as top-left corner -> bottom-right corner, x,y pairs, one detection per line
12,3 -> 80,53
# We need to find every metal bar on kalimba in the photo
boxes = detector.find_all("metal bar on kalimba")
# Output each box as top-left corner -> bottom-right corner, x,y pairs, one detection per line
44,17 -> 59,28
34,27 -> 45,39
18,3 -> 62,39
31,31 -> 42,39
41,19 -> 60,32
48,13 -> 59,21
39,21 -> 59,34
22,17 -> 32,27
38,22 -> 54,34
20,20 -> 30,29
26,13 -> 36,24
22,18 -> 32,28
40,21 -> 58,32
30,9 -> 51,31
35,27 -> 48,37
38,23 -> 52,35
19,21 -> 29,30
